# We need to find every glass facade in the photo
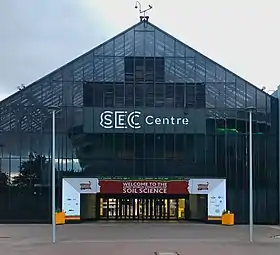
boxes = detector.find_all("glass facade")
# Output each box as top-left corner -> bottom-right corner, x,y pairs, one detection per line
0,21 -> 278,224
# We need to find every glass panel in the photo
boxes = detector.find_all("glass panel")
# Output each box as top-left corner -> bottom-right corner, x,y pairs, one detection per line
185,58 -> 196,82
179,198 -> 186,219
206,82 -> 225,108
115,57 -> 124,82
103,40 -> 114,56
194,54 -> 206,82
115,84 -> 124,107
145,83 -> 154,107
165,58 -> 175,82
175,41 -> 185,57
226,71 -> 235,82
155,83 -> 164,107
93,45 -> 103,56
93,57 -> 103,81
165,35 -> 175,57
266,96 -> 271,113
165,84 -> 175,108
51,70 -> 62,81
169,199 -> 178,219
235,78 -> 246,108
114,34 -> 125,56
62,65 -> 73,81
155,29 -> 165,56
83,52 -> 94,82
246,83 -> 256,107
205,59 -> 215,82
257,89 -> 266,110
103,84 -> 114,107
175,84 -> 184,108
62,81 -> 73,106
135,85 -> 144,107
174,58 -> 186,82
125,84 -> 134,107
145,31 -> 155,56
103,57 -> 114,82
186,46 -> 195,58
124,29 -> 134,56
215,65 -> 226,82
225,82 -> 236,108
135,31 -> 144,56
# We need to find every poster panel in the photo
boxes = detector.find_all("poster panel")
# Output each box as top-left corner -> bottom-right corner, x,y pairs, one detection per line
188,178 -> 226,219
62,178 -> 99,220
207,180 -> 226,218
62,179 -> 81,220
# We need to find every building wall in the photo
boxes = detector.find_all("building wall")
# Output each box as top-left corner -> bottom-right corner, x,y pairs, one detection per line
0,21 -> 279,224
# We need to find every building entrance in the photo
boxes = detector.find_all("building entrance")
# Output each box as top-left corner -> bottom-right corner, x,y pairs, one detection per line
63,178 -> 226,222
97,195 -> 191,220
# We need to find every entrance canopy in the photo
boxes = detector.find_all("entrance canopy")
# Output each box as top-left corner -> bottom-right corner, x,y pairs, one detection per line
62,177 -> 226,221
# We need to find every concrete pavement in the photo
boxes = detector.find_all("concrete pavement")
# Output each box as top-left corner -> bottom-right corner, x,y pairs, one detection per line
1,223 -> 280,254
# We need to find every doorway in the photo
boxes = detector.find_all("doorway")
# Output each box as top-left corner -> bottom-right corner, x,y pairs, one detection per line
97,194 -> 194,221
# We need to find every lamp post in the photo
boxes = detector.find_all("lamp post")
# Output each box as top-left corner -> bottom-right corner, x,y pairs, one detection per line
246,106 -> 256,243
49,106 -> 59,244
277,85 -> 280,227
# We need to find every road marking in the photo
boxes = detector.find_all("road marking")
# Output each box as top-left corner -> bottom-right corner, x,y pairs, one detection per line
155,252 -> 179,255
61,238 -> 242,244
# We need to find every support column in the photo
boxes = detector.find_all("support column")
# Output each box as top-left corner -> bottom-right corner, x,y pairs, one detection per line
277,85 -> 280,225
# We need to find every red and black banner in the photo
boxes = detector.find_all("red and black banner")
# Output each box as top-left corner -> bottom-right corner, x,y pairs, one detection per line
98,179 -> 189,195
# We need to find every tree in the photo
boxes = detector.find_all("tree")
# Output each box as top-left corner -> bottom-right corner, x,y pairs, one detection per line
13,153 -> 50,187
0,171 -> 10,187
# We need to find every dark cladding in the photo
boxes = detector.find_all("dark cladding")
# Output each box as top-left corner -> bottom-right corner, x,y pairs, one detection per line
84,108 -> 206,133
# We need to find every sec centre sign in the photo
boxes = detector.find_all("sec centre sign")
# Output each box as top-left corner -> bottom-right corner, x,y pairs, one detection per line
99,110 -> 189,129
86,108 -> 206,134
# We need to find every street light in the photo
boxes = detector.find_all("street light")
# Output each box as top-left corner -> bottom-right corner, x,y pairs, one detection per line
49,106 -> 59,244
246,106 -> 256,243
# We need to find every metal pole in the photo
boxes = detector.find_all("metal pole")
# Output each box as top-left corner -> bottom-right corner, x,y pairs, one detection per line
277,85 -> 280,226
249,110 -> 253,243
52,110 -> 56,243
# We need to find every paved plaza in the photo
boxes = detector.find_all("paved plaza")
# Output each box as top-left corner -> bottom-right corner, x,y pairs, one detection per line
1,222 -> 280,254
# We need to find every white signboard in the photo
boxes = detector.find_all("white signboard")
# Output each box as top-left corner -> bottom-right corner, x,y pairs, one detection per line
188,178 -> 226,218
62,178 -> 99,219
207,181 -> 226,218
99,110 -> 189,129
62,179 -> 80,219
92,108 -> 206,134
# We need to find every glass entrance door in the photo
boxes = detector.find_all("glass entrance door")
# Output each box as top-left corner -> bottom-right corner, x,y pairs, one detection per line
98,196 -> 190,221
153,198 -> 167,219
168,199 -> 178,219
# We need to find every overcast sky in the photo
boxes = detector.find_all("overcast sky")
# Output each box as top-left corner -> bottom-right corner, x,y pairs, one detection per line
0,0 -> 279,100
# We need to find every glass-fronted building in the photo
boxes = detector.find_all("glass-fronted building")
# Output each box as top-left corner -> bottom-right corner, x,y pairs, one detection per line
0,20 -> 279,224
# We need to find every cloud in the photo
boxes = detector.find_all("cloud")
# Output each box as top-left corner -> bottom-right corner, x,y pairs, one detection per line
1,0 -> 280,101
0,0 -> 108,100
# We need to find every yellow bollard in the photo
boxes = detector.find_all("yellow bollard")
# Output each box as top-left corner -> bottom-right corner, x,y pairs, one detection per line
222,211 -> 234,226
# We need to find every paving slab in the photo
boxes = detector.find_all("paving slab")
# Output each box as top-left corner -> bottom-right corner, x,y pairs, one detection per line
0,223 -> 280,255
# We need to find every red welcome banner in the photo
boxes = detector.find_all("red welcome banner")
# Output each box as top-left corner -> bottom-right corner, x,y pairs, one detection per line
99,180 -> 189,195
